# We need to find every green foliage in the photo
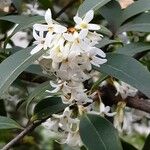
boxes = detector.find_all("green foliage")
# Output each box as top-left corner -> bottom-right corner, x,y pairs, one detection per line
121,0 -> 150,24
37,0 -> 52,9
94,53 -> 150,98
116,42 -> 150,56
118,13 -> 150,34
0,116 -> 22,130
99,0 -> 122,33
79,114 -> 122,150
78,0 -> 111,17
142,134 -> 150,150
121,140 -> 137,150
0,15 -> 45,37
32,97 -> 67,120
97,38 -> 121,48
26,81 -> 52,117
0,46 -> 43,96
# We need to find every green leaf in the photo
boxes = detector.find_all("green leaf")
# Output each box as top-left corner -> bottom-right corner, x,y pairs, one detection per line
142,134 -> 150,150
0,46 -> 43,96
97,38 -> 121,48
79,114 -> 122,150
118,13 -> 150,33
98,25 -> 112,37
0,99 -> 6,116
0,116 -> 22,129
121,140 -> 137,150
121,0 -> 150,24
0,15 -> 44,36
116,43 -> 150,56
26,81 -> 52,118
99,0 -> 122,33
26,64 -> 49,77
32,97 -> 67,120
37,0 -> 52,9
78,0 -> 111,17
94,53 -> 150,98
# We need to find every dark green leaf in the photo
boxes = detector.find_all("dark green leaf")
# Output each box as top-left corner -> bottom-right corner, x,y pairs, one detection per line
97,38 -> 121,48
26,81 -> 52,117
94,53 -> 150,98
78,0 -> 111,17
121,0 -> 150,24
118,13 -> 150,33
0,15 -> 45,36
99,0 -> 122,33
142,134 -> 150,150
26,64 -> 48,77
121,139 -> 137,150
98,25 -> 112,37
0,116 -> 22,129
37,0 -> 52,9
79,114 -> 122,150
0,99 -> 6,116
116,43 -> 150,56
0,46 -> 43,96
32,97 -> 67,120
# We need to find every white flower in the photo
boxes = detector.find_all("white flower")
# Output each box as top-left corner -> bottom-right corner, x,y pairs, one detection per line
34,9 -> 67,35
74,10 -> 100,37
53,107 -> 80,132
89,102 -> 116,117
85,46 -> 107,67
61,132 -> 83,147
42,118 -> 59,132
30,29 -> 48,55
114,81 -> 138,99
46,80 -> 63,93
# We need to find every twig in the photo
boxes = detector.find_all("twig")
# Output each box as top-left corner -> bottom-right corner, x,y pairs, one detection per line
54,0 -> 76,19
1,119 -> 47,150
100,84 -> 150,113
126,97 -> 150,113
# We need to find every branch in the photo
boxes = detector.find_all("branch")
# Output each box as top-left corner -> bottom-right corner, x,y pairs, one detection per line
100,84 -> 150,114
1,119 -> 47,150
54,0 -> 77,19
126,97 -> 150,113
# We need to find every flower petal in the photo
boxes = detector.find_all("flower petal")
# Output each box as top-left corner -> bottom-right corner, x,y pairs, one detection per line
78,29 -> 88,39
91,47 -> 106,58
63,33 -> 74,42
45,9 -> 52,25
83,10 -> 94,23
88,24 -> 100,30
54,25 -> 67,33
74,16 -> 82,24
45,32 -> 54,47
33,29 -> 40,41
91,56 -> 107,66
30,44 -> 43,55
33,24 -> 48,31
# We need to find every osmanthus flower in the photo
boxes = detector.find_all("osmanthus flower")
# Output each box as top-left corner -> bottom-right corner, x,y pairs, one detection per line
30,29 -> 48,55
88,102 -> 116,117
74,10 -> 100,36
113,81 -> 138,99
61,132 -> 83,147
34,9 -> 67,35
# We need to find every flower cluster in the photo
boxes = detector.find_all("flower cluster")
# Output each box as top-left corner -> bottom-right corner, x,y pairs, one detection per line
31,9 -> 112,147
